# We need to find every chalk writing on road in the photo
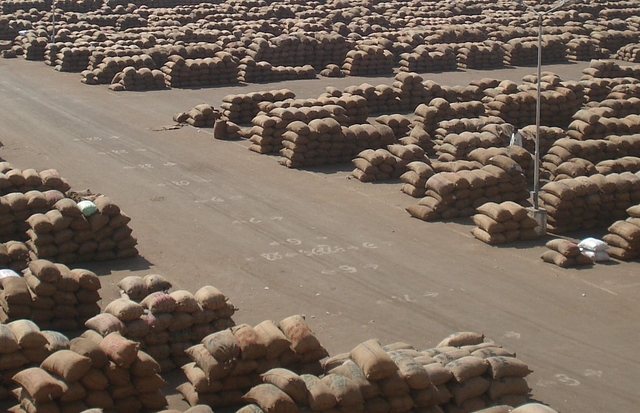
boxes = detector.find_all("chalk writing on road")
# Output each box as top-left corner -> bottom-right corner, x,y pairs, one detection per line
246,242 -> 379,262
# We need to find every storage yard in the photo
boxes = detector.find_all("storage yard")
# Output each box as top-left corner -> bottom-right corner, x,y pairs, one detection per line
0,0 -> 639,412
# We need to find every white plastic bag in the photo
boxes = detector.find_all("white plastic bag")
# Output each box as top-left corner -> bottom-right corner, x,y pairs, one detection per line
582,250 -> 611,262
77,200 -> 98,216
577,237 -> 609,252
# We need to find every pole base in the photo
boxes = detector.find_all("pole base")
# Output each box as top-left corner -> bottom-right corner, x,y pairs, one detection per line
526,207 -> 548,237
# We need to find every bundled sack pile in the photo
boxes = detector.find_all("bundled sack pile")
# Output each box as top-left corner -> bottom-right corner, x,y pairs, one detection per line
413,98 -> 486,139
471,202 -> 540,245
0,241 -> 30,272
565,37 -> 599,62
23,195 -> 138,264
81,53 -> 156,85
160,53 -> 239,88
87,275 -> 237,373
406,161 -> 529,222
565,108 -> 640,141
301,89 -> 370,124
0,259 -> 101,329
108,66 -> 167,91
502,35 -> 567,66
237,331 -> 534,413
44,43 -> 91,72
8,329 -> 168,412
220,89 -> 295,125
467,146 -> 534,182
431,118 -> 510,159
539,172 -> 640,234
541,239 -> 594,268
173,104 -> 221,128
0,163 -> 70,196
238,58 -> 316,84
351,144 -> 427,183
342,83 -> 402,115
341,45 -> 395,77
177,315 -> 329,408
602,205 -> 640,261
455,41 -> 505,69
400,161 -> 437,198
392,72 -> 438,113
616,43 -> 640,63
397,45 -> 457,74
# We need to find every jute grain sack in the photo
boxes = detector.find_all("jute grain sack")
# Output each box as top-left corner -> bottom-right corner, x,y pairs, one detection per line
328,359 -> 380,399
321,373 -> 364,407
472,347 -> 516,359
1,276 -> 31,304
545,239 -> 580,257
170,290 -> 199,313
141,291 -> 177,313
0,351 -> 29,370
104,298 -> 144,321
449,376 -> 490,406
133,373 -> 165,393
27,213 -> 53,233
81,368 -> 109,390
471,227 -> 506,245
195,285 -> 227,310
185,344 -> 232,381
446,356 -> 489,382
254,320 -> 291,360
29,259 -> 61,282
301,374 -> 337,411
0,323 -> 19,353
59,379 -> 87,403
13,367 -> 64,403
608,221 -> 640,242
131,350 -> 161,377
388,351 -> 431,390
69,268 -> 100,290
99,332 -> 139,368
540,250 -> 574,268
8,319 -> 48,349
242,383 -> 298,413
437,332 -> 484,349
488,377 -> 531,400
473,214 -> 506,234
202,329 -> 240,362
485,356 -> 532,380
144,274 -> 172,293
117,276 -> 147,301
261,368 -> 308,404
475,203 -> 512,223
182,362 -> 224,393
378,370 -> 410,397
41,349 -> 92,382
85,313 -> 127,336
349,338 -> 398,380
278,315 -> 325,355
388,394 -> 415,412
233,324 -> 267,360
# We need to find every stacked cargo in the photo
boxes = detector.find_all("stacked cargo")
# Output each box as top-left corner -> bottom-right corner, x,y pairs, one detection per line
220,90 -> 295,125
341,45 -> 394,76
471,202 -> 540,245
397,45 -> 457,73
108,67 -> 167,91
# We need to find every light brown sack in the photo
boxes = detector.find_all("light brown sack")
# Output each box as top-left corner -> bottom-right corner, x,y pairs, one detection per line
301,374 -> 337,411
99,332 -> 139,368
349,338 -> 398,380
278,315 -> 325,355
242,383 -> 298,413
13,367 -> 64,403
254,320 -> 291,360
41,350 -> 92,382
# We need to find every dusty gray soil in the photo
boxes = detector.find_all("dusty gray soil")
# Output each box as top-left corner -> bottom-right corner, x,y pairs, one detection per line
0,57 -> 638,413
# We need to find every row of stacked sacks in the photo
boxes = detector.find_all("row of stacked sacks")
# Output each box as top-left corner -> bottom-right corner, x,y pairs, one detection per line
0,259 -> 100,329
88,274 -> 236,373
108,66 -> 167,91
176,315 -> 329,408
16,31 -> 47,61
6,327 -> 168,412
247,102 -> 354,155
0,163 -> 70,196
220,89 -> 295,125
466,146 -> 534,183
471,202 -> 540,245
541,239 -> 594,268
238,58 -> 316,83
81,53 -> 157,85
565,37 -> 600,62
601,205 -> 640,261
342,82 -> 402,116
406,161 -> 529,222
0,241 -> 30,272
393,72 -> 439,113
44,43 -> 91,72
161,53 -> 239,88
351,144 -> 429,183
24,194 -> 138,264
174,104 -> 221,128
397,45 -> 457,74
236,331 -> 534,413
616,43 -> 640,63
454,41 -> 504,70
580,59 -> 640,80
502,35 -> 567,67
483,73 -> 584,128
566,110 -> 640,141
413,99 -> 486,140
434,123 -> 512,163
539,172 -> 640,234
374,115 -> 412,143
341,45 -> 395,77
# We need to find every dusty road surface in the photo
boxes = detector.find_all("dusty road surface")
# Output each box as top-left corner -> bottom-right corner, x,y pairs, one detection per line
0,57 -> 639,413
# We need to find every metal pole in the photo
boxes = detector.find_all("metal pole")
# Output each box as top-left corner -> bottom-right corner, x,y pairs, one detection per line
51,1 -> 56,43
534,12 -> 542,210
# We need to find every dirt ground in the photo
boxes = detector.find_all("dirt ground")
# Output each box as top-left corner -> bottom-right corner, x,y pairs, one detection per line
0,57 -> 639,413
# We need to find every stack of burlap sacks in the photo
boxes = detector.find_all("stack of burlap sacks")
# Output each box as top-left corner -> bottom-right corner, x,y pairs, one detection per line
541,239 -> 594,268
87,275 -> 236,373
220,90 -> 295,125
237,58 -> 316,83
400,161 -> 437,198
17,32 -> 47,61
406,156 -> 529,222
161,53 -> 238,88
177,315 -> 329,408
351,144 -> 427,183
314,90 -> 370,124
236,331 -> 533,413
580,59 -> 640,81
455,41 -> 504,69
565,38 -> 599,61
602,204 -> 640,261
174,104 -> 221,128
342,83 -> 401,115
0,241 -> 30,272
616,44 -> 640,62
539,172 -> 640,233
81,54 -> 155,85
502,36 -> 566,66
432,117 -> 509,155
375,115 -> 412,140
7,327 -> 168,412
397,45 -> 457,74
0,164 -> 70,196
0,259 -> 101,329
108,66 -> 167,91
23,195 -> 138,264
341,45 -> 394,76
44,44 -> 91,72
393,72 -> 435,112
467,146 -> 534,181
413,99 -> 486,140
471,202 -> 540,245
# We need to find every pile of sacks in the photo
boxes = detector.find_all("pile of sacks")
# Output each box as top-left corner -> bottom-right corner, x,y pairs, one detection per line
87,274 -> 237,373
406,162 -> 529,222
565,38 -> 599,61
0,259 -> 101,329
400,161 -> 437,198
342,83 -> 402,115
435,131 -> 506,163
467,146 -> 534,181
602,205 -> 640,261
455,41 -> 504,69
431,118 -> 510,154
108,67 -> 167,91
237,59 -> 316,83
580,59 -> 640,80
23,194 -> 138,264
177,315 -> 329,408
471,202 -> 540,245
174,104 -> 221,128
351,144 -> 428,183
392,72 -> 435,112
342,45 -> 395,76
541,239 -> 594,268
502,35 -> 566,66
616,44 -> 640,63
238,331 -> 534,413
44,44 -> 91,72
161,53 -> 239,88
220,89 -> 295,125
17,31 -> 47,61
539,173 -> 640,234
413,99 -> 486,139
8,329 -> 168,412
566,110 -> 640,141
397,45 -> 457,74
81,54 -> 155,85
374,115 -> 412,140
0,164 -> 70,196
0,240 -> 30,272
